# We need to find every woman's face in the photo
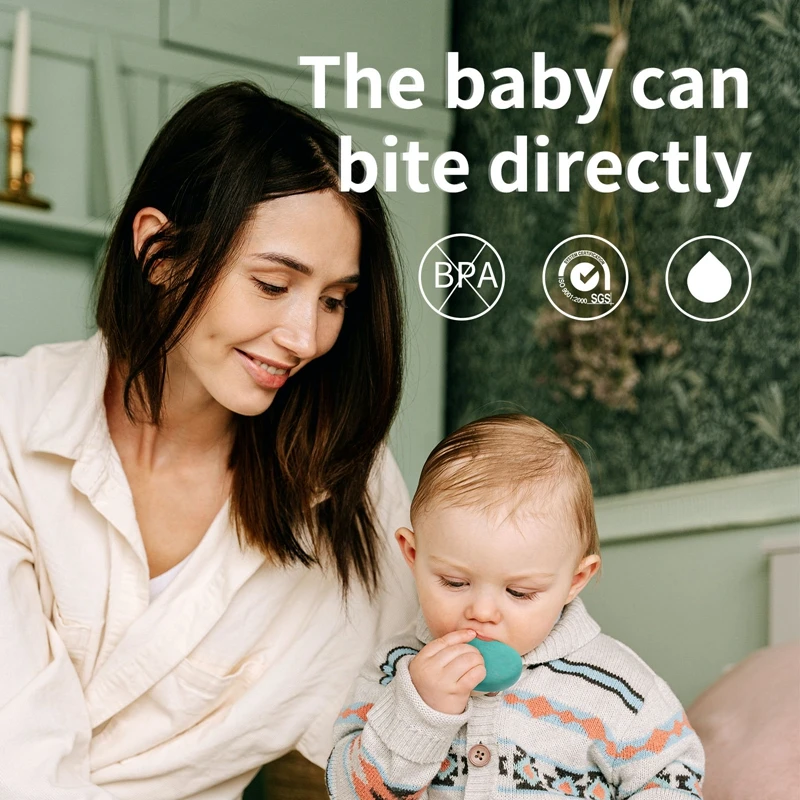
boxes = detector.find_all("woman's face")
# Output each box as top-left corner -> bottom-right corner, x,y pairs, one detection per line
168,190 -> 361,417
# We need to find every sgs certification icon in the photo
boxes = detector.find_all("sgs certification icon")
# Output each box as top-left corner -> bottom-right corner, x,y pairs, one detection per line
542,234 -> 628,321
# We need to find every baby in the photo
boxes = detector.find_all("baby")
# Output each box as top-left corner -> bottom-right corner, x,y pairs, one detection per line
327,414 -> 705,799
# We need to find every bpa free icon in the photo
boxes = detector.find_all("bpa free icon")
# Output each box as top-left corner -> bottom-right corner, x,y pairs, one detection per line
418,233 -> 505,321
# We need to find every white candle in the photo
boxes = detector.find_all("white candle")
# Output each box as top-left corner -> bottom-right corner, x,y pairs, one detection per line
8,8 -> 30,118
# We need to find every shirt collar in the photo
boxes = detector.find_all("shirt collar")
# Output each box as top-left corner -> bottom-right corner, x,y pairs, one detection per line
414,595 -> 600,666
25,331 -> 109,460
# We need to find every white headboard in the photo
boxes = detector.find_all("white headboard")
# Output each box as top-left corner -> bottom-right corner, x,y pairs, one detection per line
762,534 -> 800,646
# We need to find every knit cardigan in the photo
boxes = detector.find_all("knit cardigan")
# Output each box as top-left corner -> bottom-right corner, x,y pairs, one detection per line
326,597 -> 705,799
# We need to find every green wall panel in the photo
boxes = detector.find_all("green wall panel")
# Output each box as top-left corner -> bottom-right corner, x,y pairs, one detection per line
0,242 -> 95,354
582,522 -> 787,706
165,0 -> 450,101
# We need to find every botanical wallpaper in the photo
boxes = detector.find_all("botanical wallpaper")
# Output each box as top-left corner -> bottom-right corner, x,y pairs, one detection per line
447,0 -> 799,496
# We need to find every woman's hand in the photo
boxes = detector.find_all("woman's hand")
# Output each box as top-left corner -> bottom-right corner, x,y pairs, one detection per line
408,629 -> 486,714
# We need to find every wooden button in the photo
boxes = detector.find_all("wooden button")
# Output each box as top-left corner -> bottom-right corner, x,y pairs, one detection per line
467,744 -> 491,767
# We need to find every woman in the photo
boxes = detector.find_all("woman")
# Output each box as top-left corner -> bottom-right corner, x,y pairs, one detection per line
0,81 -> 417,799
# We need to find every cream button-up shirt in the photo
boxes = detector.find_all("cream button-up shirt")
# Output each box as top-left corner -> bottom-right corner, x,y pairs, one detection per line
0,334 -> 418,800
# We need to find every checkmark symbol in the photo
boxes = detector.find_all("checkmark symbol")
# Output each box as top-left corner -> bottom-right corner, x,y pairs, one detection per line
570,261 -> 601,292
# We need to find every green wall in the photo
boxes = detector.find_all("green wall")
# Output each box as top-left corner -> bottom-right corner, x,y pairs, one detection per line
448,0 -> 799,497
585,521 -> 773,705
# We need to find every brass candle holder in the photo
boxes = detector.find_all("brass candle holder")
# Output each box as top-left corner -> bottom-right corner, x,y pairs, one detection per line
0,115 -> 51,209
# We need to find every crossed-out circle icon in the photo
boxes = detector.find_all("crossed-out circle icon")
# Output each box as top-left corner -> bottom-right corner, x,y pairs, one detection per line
418,233 -> 505,321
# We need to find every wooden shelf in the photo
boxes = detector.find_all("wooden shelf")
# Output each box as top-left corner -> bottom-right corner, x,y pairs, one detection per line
0,202 -> 109,256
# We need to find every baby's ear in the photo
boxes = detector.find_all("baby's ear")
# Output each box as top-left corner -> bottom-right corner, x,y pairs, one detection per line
566,554 -> 601,603
394,527 -> 417,569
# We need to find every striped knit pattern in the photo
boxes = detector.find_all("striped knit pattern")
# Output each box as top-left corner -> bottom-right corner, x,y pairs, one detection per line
327,597 -> 704,799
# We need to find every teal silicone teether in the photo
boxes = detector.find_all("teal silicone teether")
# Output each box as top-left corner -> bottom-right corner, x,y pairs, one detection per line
468,637 -> 523,693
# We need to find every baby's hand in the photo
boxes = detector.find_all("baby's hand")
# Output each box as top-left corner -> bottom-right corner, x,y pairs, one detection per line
408,629 -> 486,715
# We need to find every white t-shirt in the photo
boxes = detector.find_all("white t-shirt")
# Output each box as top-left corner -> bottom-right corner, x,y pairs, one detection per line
149,552 -> 194,602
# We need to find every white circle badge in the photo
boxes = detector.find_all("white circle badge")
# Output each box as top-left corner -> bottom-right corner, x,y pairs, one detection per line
418,233 -> 505,321
665,236 -> 751,322
542,235 -> 629,321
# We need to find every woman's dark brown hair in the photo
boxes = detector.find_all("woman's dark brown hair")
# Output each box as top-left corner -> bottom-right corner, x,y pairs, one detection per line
94,80 -> 404,597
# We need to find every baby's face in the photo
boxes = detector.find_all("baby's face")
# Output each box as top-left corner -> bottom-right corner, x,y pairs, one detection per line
398,501 -> 594,656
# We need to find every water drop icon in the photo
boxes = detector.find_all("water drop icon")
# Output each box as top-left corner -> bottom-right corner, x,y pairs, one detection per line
686,252 -> 732,303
